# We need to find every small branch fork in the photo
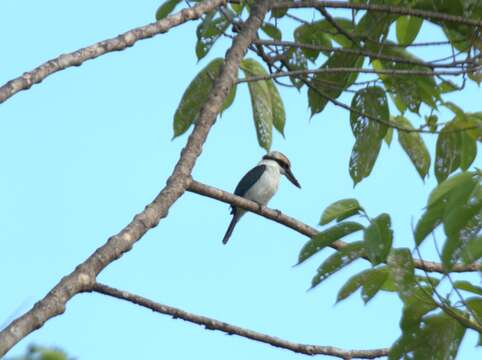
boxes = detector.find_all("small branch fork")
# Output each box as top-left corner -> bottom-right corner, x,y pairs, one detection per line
187,180 -> 480,274
92,283 -> 389,359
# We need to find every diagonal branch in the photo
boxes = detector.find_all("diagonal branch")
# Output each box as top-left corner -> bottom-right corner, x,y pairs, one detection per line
93,283 -> 389,359
0,1 -> 272,356
0,0 -> 229,105
273,1 -> 482,28
187,180 -> 480,274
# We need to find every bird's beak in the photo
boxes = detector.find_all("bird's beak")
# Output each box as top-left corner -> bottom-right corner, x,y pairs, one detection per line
285,167 -> 301,188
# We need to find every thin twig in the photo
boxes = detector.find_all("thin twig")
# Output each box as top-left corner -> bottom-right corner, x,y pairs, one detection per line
93,283 -> 389,359
273,1 -> 482,27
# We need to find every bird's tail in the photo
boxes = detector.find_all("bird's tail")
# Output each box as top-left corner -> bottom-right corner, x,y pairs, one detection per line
223,212 -> 240,245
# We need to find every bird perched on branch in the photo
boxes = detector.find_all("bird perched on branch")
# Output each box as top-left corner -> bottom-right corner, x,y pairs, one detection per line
223,151 -> 301,244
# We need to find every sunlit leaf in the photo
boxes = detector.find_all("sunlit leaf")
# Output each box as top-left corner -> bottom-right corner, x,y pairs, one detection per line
389,313 -> 466,360
173,58 -> 233,137
155,0 -> 182,20
414,201 -> 444,246
394,116 -> 430,179
453,281 -> 482,296
308,53 -> 362,116
364,214 -> 393,265
261,23 -> 281,40
298,222 -> 364,264
293,21 -> 332,61
396,16 -> 423,45
387,248 -> 416,302
195,10 -> 231,60
349,86 -> 389,185
320,199 -> 364,225
240,59 -> 274,150
266,79 -> 286,136
435,122 -> 462,183
336,267 -> 388,303
311,241 -> 366,289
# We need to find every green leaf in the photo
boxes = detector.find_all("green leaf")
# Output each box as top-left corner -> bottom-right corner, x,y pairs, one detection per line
389,313 -> 466,360
387,248 -> 416,302
261,23 -> 281,40
375,45 -> 439,113
155,0 -> 182,20
285,47 -> 308,89
310,241 -> 366,289
453,281 -> 482,296
349,86 -> 389,185
384,127 -> 393,146
428,171 -> 475,206
361,267 -> 389,304
441,176 -> 482,270
320,199 -> 364,225
435,122 -> 462,183
414,200 -> 444,246
240,59 -> 274,151
298,222 -> 364,264
364,214 -> 393,265
308,53 -> 362,116
173,58 -> 227,137
466,297 -> 482,323
396,16 -> 423,45
336,267 -> 388,303
293,21 -> 332,61
195,10 -> 231,60
461,235 -> 482,264
265,79 -> 286,136
394,116 -> 430,179
460,131 -> 477,170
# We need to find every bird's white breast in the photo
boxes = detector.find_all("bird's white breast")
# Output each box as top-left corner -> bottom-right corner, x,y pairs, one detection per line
243,162 -> 280,205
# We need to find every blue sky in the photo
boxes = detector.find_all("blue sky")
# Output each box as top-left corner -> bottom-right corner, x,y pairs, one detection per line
0,1 -> 480,359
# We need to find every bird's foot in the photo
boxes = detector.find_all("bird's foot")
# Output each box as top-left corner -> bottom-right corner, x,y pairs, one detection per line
274,209 -> 282,217
254,201 -> 263,212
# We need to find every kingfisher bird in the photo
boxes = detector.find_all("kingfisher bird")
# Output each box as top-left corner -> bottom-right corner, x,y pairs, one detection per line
222,151 -> 301,244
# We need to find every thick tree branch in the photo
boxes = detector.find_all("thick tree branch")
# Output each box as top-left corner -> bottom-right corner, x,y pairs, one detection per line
187,180 -> 480,274
0,0 -> 228,105
273,1 -> 482,28
0,1 -> 271,356
93,283 -> 389,359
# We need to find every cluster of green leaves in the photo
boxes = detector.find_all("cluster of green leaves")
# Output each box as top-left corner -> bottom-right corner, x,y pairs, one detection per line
171,56 -> 285,151
158,0 -> 481,189
297,171 -> 482,358
7,345 -> 70,360
415,171 -> 482,270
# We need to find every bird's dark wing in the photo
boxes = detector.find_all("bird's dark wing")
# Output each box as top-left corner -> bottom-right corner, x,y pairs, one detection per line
229,164 -> 266,215
234,164 -> 266,197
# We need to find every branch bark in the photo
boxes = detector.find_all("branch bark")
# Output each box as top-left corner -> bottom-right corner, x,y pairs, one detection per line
187,180 -> 480,274
0,1 -> 271,356
273,1 -> 482,28
93,283 -> 389,359
0,0 -> 228,105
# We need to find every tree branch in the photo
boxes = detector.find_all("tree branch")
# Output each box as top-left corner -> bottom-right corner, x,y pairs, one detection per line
187,180 -> 480,274
236,66 -> 479,83
254,39 -> 471,69
0,0 -> 228,105
92,283 -> 389,359
273,1 -> 482,28
0,1 -> 271,356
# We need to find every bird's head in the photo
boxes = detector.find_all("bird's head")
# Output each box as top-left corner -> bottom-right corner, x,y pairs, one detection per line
263,151 -> 301,188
